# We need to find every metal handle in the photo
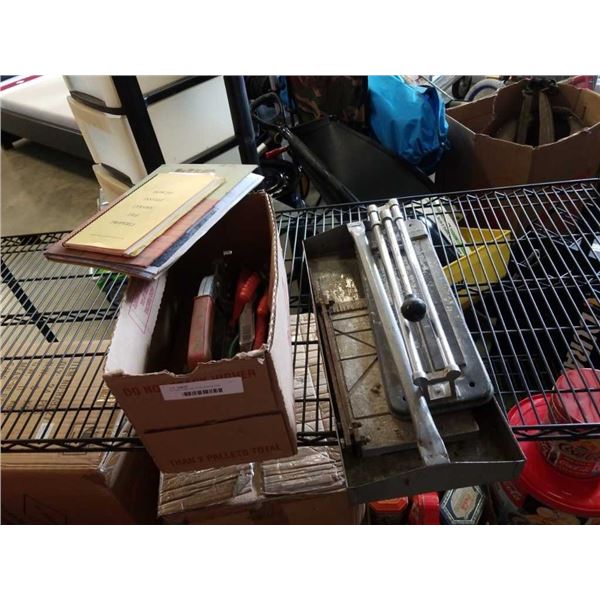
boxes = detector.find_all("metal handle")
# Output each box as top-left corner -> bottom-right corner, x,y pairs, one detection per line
378,206 -> 428,323
348,221 -> 450,466
367,206 -> 427,384
389,199 -> 460,377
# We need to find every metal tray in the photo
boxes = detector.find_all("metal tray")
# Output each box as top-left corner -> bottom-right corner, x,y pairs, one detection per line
305,223 -> 525,502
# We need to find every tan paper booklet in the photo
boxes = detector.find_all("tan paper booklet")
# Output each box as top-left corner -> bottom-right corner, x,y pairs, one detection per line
64,171 -> 224,256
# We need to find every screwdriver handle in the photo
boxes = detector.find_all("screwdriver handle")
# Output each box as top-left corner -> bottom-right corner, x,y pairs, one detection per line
253,292 -> 270,350
187,294 -> 215,369
230,271 -> 261,326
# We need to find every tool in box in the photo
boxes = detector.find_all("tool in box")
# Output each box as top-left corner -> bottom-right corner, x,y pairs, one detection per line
187,275 -> 217,369
187,261 -> 270,370
229,269 -> 270,354
493,77 -> 586,145
304,198 -> 524,503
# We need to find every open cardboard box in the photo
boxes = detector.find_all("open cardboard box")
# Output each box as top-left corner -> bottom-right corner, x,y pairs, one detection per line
103,192 -> 297,473
436,81 -> 600,191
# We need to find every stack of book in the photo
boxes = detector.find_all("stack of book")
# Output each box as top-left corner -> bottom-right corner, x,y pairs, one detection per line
45,164 -> 263,279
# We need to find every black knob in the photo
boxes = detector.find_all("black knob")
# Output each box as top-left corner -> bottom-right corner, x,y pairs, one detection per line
401,295 -> 427,322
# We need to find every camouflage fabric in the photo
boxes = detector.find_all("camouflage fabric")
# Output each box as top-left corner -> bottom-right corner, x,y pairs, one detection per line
286,76 -> 368,130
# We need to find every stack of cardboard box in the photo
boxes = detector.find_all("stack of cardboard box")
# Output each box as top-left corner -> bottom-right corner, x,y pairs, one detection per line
157,314 -> 363,525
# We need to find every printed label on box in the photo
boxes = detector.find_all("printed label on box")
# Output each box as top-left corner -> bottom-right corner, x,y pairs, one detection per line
160,377 -> 244,401
168,442 -> 283,468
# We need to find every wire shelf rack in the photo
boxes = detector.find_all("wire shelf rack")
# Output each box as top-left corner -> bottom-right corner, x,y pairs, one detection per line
2,178 -> 600,453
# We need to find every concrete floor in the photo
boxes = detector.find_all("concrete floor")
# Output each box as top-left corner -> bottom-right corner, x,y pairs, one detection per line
0,140 -> 313,238
1,140 -> 99,237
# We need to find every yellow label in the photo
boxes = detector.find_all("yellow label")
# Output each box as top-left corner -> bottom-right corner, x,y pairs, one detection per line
65,172 -> 220,254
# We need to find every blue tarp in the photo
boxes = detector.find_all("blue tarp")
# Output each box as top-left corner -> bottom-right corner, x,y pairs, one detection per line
368,76 -> 449,174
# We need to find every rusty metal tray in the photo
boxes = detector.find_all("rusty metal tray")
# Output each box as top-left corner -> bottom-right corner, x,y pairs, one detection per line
304,223 -> 525,502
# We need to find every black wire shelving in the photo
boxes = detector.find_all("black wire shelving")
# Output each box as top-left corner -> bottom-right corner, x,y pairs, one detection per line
2,178 -> 600,453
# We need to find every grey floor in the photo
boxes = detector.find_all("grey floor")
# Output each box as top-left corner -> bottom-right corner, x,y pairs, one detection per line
0,142 -> 310,238
1,140 -> 99,237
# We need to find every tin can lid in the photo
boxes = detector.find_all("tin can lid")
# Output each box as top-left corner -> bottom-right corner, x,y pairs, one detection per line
440,486 -> 485,525
508,395 -> 600,517
408,492 -> 440,525
553,369 -> 600,423
370,497 -> 409,514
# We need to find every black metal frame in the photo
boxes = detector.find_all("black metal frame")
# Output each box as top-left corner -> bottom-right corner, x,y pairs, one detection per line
281,178 -> 600,443
223,76 -> 260,165
2,178 -> 600,453
113,75 -> 257,170
1,75 -> 257,170
185,136 -> 238,164
112,76 -> 165,173
143,76 -> 215,106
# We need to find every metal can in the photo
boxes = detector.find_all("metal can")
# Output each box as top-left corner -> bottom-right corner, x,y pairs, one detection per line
492,395 -> 600,524
440,486 -> 485,525
408,492 -> 440,525
551,369 -> 600,424
542,369 -> 600,478
539,439 -> 600,479
369,497 -> 410,525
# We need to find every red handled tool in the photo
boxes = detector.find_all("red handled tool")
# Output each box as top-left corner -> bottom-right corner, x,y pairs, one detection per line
187,275 -> 216,369
230,269 -> 261,326
253,291 -> 270,350
264,146 -> 289,160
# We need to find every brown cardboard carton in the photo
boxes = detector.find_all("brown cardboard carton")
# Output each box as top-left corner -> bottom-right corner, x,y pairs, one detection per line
158,426 -> 361,525
104,193 -> 296,473
157,321 -> 364,525
437,82 -> 600,191
160,474 -> 361,525
1,447 -> 159,525
1,345 -> 159,524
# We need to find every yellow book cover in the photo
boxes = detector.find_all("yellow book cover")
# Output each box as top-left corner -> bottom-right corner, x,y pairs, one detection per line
65,172 -> 223,256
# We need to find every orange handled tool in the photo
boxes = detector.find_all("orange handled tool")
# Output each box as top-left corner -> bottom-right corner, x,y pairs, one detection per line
187,275 -> 216,370
230,269 -> 261,326
253,291 -> 270,350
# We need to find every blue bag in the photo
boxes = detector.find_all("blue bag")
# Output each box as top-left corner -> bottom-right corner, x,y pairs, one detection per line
368,76 -> 449,174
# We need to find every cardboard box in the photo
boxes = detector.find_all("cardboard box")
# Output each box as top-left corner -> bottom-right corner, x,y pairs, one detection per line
2,447 -> 159,525
158,445 -> 361,525
1,344 -> 159,524
104,193 -> 296,473
159,465 -> 361,525
437,82 -> 600,191
158,318 -> 364,525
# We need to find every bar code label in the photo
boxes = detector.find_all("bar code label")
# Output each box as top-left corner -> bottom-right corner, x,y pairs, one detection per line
160,377 -> 244,401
